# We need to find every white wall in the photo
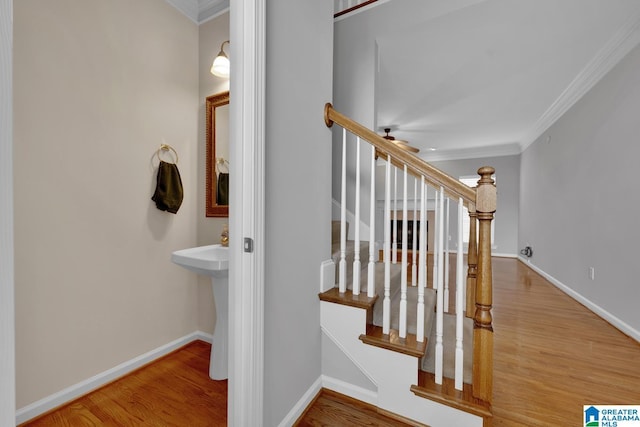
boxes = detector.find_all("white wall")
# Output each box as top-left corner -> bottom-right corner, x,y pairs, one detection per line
332,7 -> 376,229
264,0 -> 333,424
197,11 -> 230,335
14,0 -> 200,408
432,155 -> 520,256
0,0 -> 15,422
519,43 -> 640,335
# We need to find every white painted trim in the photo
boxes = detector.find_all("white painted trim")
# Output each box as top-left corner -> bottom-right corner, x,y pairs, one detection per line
321,375 -> 378,406
321,321 -> 378,387
320,259 -> 336,293
492,252 -> 517,259
275,375 -> 379,427
164,0 -> 200,23
0,0 -> 15,423
164,0 -> 229,24
277,377 -> 323,427
15,331 -> 213,425
228,0 -> 266,425
518,257 -> 640,343
198,1 -> 230,24
520,8 -> 640,151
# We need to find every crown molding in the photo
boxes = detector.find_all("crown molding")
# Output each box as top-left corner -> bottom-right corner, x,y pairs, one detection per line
164,0 -> 229,24
165,0 -> 199,23
520,8 -> 640,151
199,0 -> 230,24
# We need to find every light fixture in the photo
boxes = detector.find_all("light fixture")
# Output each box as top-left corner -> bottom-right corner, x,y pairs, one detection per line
210,40 -> 230,78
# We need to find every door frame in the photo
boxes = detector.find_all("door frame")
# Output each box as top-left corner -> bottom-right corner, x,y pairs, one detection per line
228,1 -> 266,425
0,0 -> 16,424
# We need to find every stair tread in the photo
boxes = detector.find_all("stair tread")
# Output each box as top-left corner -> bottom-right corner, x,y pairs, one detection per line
319,288 -> 378,311
411,371 -> 492,419
359,325 -> 427,358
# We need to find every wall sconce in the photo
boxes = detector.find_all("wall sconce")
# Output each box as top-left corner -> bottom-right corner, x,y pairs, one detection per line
210,40 -> 230,78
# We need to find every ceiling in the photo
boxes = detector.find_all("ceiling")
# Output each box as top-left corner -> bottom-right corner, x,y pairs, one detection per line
167,0 -> 640,160
350,0 -> 640,160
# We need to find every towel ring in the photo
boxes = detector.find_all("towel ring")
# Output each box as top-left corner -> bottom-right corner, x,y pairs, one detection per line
156,144 -> 179,164
216,157 -> 229,174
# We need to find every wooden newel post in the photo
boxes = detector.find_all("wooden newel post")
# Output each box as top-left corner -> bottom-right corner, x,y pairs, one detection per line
466,202 -> 477,317
473,166 -> 496,402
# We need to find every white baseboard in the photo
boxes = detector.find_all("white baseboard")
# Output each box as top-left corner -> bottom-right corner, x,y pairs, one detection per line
16,330 -> 213,425
277,375 -> 379,427
277,376 -> 323,427
321,374 -> 377,406
518,256 -> 640,343
492,252 -> 517,258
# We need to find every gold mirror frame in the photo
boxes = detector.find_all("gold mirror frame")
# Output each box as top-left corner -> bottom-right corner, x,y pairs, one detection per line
206,91 -> 230,217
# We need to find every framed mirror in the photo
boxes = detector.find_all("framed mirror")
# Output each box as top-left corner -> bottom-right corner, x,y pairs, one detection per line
206,91 -> 230,217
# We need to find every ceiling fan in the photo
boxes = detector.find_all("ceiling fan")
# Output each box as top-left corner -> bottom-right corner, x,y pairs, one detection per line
381,128 -> 419,153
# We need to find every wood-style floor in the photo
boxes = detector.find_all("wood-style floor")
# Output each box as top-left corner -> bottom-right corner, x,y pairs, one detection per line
21,258 -> 640,426
20,340 -> 227,426
491,258 -> 640,426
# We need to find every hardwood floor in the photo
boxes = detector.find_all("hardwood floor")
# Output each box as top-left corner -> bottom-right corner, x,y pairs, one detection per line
21,258 -> 640,426
20,340 -> 227,426
294,389 -> 415,427
491,258 -> 640,426
301,257 -> 640,426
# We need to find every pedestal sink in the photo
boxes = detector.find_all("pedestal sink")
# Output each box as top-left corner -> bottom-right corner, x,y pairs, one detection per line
171,244 -> 229,380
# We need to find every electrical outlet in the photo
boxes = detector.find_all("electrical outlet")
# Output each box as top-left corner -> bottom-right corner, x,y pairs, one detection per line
589,267 -> 595,281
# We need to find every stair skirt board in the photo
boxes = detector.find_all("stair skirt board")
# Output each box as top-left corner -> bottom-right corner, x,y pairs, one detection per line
321,301 -> 483,427
15,331 -> 213,425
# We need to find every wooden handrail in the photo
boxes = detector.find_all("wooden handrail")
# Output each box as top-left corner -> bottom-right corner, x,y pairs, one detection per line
334,0 -> 378,18
325,103 -> 476,205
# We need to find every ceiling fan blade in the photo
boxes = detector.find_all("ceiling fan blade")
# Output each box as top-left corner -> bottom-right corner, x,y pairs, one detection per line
393,140 -> 420,153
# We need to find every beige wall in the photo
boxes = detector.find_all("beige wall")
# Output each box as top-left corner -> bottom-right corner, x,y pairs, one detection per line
14,0 -> 199,407
197,12 -> 230,334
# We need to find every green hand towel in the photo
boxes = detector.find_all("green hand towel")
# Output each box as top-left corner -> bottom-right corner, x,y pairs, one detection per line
152,161 -> 183,214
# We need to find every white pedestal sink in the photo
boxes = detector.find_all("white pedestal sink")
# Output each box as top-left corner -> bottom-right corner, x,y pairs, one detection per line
171,244 -> 229,380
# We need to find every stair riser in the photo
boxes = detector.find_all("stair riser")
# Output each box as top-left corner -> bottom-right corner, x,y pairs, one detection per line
321,301 -> 483,427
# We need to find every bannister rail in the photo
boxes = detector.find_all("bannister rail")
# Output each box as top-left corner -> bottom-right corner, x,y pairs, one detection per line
325,103 -> 476,204
326,103 -> 495,404
334,0 -> 378,18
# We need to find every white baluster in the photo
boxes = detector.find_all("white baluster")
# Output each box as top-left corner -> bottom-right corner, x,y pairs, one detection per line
455,197 -> 465,390
444,197 -> 450,313
416,176 -> 426,342
400,165 -> 408,338
412,178 -> 418,287
425,185 -> 429,289
432,189 -> 439,291
435,187 -> 445,384
339,129 -> 347,293
367,145 -> 376,298
352,137 -> 361,295
392,168 -> 398,264
383,155 -> 391,334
